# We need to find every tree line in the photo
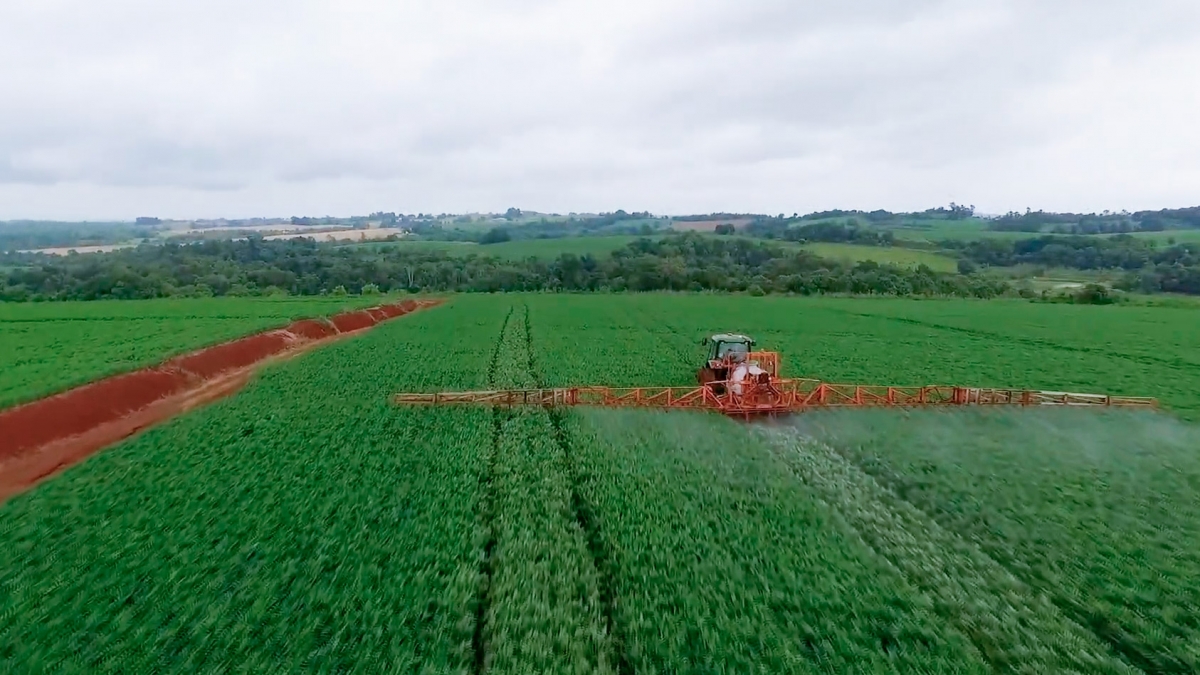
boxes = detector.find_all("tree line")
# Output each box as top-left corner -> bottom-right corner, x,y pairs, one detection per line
947,235 -> 1198,269
0,233 -> 1009,302
946,235 -> 1200,295
0,221 -> 159,251
988,207 -> 1200,234
733,218 -> 1200,296
742,219 -> 896,246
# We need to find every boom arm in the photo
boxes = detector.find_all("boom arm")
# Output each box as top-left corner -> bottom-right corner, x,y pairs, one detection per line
392,378 -> 1157,418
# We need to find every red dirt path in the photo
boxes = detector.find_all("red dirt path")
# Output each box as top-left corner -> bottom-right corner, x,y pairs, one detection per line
0,298 -> 440,502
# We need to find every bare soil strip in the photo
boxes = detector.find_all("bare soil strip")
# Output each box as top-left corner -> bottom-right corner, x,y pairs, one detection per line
0,298 -> 442,502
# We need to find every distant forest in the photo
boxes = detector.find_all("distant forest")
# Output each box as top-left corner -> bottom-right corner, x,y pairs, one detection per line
949,235 -> 1200,295
987,206 -> 1200,234
4,204 -> 1200,300
0,221 -> 159,251
0,234 -> 1009,302
739,220 -> 1200,295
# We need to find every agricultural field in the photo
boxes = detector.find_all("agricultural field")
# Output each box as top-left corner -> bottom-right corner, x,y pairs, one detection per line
339,239 -> 480,254
480,236 -> 651,260
883,219 -> 1033,243
1,294 -> 1199,672
350,236 -> 650,260
780,408 -> 1200,674
0,296 -> 384,408
1110,229 -> 1200,246
799,242 -> 958,272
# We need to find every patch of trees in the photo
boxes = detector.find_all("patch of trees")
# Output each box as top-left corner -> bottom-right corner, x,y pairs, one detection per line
674,206 -> 975,225
947,234 -> 1200,295
743,219 -> 896,246
672,213 -> 755,222
787,204 -> 973,224
0,221 -> 159,252
1120,265 -> 1200,295
950,235 -> 1199,271
988,206 -> 1200,234
0,233 -> 1007,302
479,228 -> 512,244
413,210 -> 665,244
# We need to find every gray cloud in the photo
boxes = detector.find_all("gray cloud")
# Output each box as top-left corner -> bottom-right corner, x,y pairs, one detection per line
0,0 -> 1198,218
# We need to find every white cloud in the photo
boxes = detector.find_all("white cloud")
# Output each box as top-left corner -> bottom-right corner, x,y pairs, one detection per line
0,0 -> 1197,218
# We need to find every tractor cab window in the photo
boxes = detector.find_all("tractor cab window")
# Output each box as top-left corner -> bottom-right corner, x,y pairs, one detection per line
717,341 -> 750,361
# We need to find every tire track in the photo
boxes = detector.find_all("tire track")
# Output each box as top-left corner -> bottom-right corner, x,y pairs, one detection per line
627,304 -> 698,378
815,425 -> 1193,675
472,305 -> 512,675
522,303 -> 631,675
758,425 -> 1143,675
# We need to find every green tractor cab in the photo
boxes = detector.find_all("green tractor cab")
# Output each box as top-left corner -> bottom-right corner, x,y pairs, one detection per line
697,333 -> 756,389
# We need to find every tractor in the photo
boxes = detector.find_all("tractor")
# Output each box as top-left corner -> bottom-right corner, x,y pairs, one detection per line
697,334 -> 780,394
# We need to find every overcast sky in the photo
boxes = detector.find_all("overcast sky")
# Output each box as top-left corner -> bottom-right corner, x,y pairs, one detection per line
1,0 -> 1198,220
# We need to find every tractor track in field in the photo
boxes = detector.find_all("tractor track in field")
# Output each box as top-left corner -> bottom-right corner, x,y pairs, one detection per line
760,426 -> 1145,675
812,432 -> 1176,675
629,305 -> 696,376
472,305 -> 512,675
522,303 -> 633,675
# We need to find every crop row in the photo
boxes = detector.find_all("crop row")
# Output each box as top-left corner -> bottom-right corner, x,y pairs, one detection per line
528,297 -> 992,672
0,298 -> 505,672
478,306 -> 612,673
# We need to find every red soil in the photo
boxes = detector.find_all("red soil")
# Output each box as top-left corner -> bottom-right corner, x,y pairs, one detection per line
1,369 -> 195,461
377,301 -> 415,319
0,298 -> 441,502
329,310 -> 379,333
164,331 -> 295,380
285,318 -> 339,341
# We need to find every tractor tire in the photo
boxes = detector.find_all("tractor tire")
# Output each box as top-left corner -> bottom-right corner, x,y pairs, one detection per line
697,367 -> 726,394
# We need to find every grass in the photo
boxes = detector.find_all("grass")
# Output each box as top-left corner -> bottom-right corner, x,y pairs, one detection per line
0,295 -> 385,409
2,294 -> 1200,671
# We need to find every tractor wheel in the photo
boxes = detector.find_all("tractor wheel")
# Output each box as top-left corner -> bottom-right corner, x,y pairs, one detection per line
697,367 -> 726,394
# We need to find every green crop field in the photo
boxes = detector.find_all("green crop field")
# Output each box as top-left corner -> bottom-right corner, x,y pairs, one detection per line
884,219 -> 1033,242
0,296 -> 383,408
343,239 -> 480,254
2,295 -> 1199,673
481,236 -> 651,260
1109,229 -> 1200,245
800,243 -> 958,272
